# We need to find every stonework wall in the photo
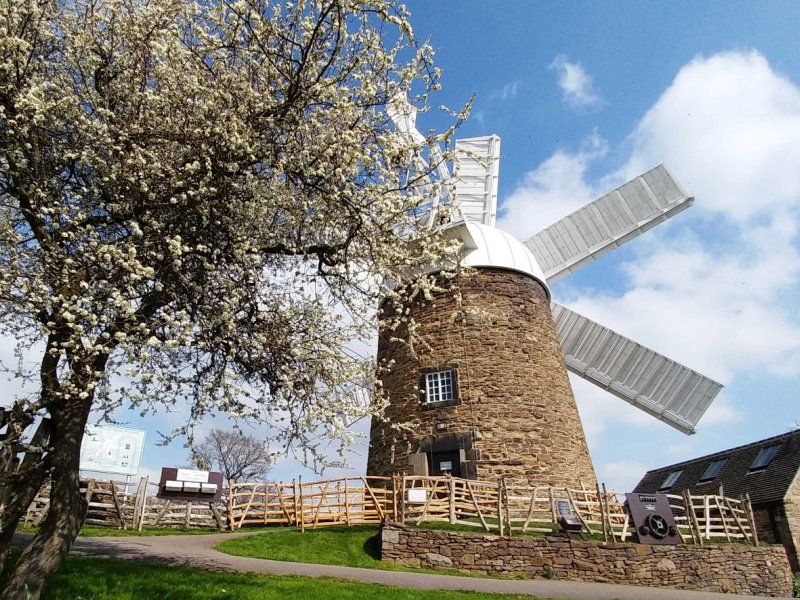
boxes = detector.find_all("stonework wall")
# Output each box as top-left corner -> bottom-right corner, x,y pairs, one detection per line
367,268 -> 597,489
780,473 -> 800,571
752,507 -> 777,544
381,524 -> 793,597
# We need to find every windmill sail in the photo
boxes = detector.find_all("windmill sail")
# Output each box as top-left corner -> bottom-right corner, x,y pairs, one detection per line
523,165 -> 693,284
552,303 -> 722,434
453,136 -> 500,226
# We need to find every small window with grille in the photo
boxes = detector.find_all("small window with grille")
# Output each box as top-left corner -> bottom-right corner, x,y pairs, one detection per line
419,367 -> 459,408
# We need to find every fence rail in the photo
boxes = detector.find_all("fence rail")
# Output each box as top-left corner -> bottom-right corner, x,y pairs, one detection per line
20,474 -> 758,544
399,476 -> 758,545
227,476 -> 396,531
24,477 -> 227,530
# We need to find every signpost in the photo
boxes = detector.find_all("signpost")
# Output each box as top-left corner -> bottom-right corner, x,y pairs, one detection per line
80,424 -> 146,476
80,424 -> 146,506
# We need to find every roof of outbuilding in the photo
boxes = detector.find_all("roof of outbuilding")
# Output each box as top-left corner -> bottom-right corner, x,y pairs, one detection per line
633,429 -> 800,505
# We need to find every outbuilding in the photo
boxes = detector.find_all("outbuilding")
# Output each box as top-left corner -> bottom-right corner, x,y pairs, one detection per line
634,429 -> 800,570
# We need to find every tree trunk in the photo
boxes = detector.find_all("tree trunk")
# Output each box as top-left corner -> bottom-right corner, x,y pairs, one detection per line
0,463 -> 48,574
0,410 -> 48,574
1,400 -> 91,600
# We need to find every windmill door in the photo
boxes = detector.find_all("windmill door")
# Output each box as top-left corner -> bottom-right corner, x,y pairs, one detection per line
429,450 -> 461,477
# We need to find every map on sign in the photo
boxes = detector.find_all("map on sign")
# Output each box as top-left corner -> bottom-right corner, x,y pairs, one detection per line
80,424 -> 146,476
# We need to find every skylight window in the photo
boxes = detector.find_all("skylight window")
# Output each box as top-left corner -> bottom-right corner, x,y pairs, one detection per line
749,444 -> 780,472
658,470 -> 683,491
699,458 -> 726,483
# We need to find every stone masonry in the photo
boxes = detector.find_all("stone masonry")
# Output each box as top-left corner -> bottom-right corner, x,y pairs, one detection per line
381,524 -> 794,597
779,469 -> 800,570
367,267 -> 597,489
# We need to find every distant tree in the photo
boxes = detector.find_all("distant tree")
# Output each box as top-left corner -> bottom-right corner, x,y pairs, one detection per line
190,429 -> 272,484
0,0 -> 460,597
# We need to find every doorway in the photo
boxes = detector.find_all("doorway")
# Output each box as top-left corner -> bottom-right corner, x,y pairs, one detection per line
429,450 -> 462,477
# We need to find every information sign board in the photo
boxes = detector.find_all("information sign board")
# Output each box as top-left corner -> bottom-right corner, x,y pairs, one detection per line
407,489 -> 427,503
80,424 -> 146,476
176,468 -> 209,483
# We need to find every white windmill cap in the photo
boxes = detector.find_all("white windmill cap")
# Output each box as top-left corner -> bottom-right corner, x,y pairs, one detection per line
445,221 -> 550,298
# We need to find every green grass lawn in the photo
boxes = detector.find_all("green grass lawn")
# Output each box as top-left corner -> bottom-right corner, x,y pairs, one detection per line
217,525 -> 387,569
18,524 -> 229,537
2,553 -> 542,600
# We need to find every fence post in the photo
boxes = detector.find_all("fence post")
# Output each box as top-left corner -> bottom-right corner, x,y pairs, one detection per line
291,479 -> 298,526
449,477 -> 456,525
684,488 -> 702,545
744,492 -> 759,546
548,486 -> 557,533
400,476 -> 406,524
496,477 -> 505,536
597,482 -> 608,542
298,475 -> 304,533
503,478 -> 511,537
344,477 -> 351,526
391,475 -> 399,523
227,483 -> 234,530
139,477 -> 149,531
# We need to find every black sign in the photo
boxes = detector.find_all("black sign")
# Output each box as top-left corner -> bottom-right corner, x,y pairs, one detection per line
156,467 -> 225,503
625,492 -> 682,545
556,499 -> 573,517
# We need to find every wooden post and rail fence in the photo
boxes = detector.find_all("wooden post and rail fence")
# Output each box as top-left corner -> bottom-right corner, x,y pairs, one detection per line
17,474 -> 759,545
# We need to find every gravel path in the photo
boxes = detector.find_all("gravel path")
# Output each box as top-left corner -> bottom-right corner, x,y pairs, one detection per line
12,532 -> 766,600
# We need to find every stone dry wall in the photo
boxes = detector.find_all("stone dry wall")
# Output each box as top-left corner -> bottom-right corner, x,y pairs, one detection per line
780,472 -> 800,571
381,524 -> 793,597
752,507 -> 777,545
368,268 -> 597,489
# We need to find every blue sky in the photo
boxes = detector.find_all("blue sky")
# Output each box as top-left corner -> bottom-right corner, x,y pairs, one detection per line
8,2 -> 800,491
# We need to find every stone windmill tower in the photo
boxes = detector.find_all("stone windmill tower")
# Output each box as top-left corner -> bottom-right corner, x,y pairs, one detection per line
366,99 -> 723,489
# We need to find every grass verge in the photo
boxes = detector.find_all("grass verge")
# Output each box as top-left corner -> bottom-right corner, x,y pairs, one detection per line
2,553 -> 541,600
17,524 -> 228,537
217,525 -> 388,569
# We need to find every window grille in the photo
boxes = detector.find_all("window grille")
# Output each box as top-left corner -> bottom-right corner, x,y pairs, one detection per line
423,370 -> 454,404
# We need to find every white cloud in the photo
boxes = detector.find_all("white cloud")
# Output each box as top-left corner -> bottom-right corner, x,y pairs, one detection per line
549,55 -> 602,109
620,51 -> 800,222
497,130 -> 607,239
503,50 -> 800,451
489,80 -> 521,101
566,220 -> 800,382
698,398 -> 741,426
596,460 -> 649,492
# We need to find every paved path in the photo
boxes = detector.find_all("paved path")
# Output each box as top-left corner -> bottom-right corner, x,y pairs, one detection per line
13,533 -> 769,600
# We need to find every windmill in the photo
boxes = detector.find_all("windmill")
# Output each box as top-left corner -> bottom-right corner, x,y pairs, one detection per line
366,97 -> 723,488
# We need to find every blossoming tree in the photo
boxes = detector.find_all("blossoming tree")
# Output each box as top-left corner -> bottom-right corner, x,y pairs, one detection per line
0,0 -> 459,596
